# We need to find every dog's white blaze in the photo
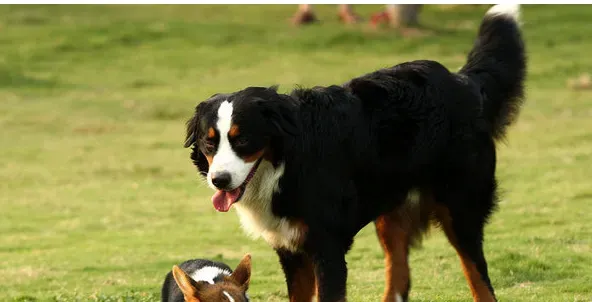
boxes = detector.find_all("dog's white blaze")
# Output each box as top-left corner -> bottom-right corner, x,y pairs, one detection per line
189,266 -> 231,285
486,4 -> 520,21
234,161 -> 303,252
222,291 -> 235,302
208,100 -> 256,190
395,294 -> 403,302
208,101 -> 301,251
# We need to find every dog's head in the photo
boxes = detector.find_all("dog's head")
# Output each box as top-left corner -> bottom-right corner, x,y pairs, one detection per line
184,86 -> 298,212
172,254 -> 252,302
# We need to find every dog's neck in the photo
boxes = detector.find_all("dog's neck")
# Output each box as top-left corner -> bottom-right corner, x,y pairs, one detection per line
236,160 -> 284,212
233,160 -> 303,251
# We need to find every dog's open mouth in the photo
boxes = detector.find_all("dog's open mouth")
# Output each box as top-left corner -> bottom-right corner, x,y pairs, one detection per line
211,158 -> 262,212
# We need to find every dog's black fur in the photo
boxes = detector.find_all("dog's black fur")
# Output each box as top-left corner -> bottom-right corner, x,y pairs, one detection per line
184,8 -> 525,302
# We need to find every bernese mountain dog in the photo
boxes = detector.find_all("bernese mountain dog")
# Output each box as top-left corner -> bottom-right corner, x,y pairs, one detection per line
183,4 -> 526,302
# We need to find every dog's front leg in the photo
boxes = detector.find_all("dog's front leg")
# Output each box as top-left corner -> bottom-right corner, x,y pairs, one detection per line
309,239 -> 348,302
277,248 -> 317,302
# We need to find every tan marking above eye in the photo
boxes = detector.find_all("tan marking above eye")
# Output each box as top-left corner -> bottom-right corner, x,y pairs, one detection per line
242,149 -> 264,163
207,127 -> 216,139
229,124 -> 240,138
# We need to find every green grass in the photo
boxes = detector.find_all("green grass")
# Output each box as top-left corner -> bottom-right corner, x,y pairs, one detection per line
1,4 -> 591,301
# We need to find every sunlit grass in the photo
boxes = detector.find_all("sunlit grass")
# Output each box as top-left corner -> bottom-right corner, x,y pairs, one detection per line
1,4 -> 591,301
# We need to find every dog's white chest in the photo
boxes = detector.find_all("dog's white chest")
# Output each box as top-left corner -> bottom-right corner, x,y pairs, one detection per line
232,162 -> 303,252
234,204 -> 303,251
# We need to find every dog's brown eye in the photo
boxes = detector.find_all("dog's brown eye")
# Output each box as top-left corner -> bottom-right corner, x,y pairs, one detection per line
235,137 -> 249,147
203,141 -> 215,153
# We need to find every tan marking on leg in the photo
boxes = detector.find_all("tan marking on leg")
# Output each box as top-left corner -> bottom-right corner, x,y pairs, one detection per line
289,256 -> 316,302
458,254 -> 496,302
375,213 -> 410,302
434,205 -> 496,302
374,190 -> 435,302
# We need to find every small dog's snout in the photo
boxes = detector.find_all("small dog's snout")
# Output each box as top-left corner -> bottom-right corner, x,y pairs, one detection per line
211,172 -> 232,189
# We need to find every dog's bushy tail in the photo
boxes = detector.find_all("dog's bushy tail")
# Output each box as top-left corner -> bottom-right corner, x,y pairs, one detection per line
459,4 -> 526,140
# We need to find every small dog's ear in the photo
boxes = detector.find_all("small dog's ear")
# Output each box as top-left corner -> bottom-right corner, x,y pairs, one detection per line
267,84 -> 280,92
230,254 -> 251,289
172,265 -> 201,301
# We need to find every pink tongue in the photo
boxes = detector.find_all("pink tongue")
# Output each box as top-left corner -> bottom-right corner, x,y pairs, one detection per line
211,188 -> 242,212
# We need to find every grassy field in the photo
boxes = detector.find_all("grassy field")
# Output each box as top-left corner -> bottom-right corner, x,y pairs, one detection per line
1,4 -> 591,302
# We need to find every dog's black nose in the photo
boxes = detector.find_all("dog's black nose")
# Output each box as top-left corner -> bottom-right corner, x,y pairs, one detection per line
211,172 -> 231,189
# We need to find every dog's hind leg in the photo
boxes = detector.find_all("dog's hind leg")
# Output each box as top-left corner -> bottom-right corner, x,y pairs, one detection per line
375,212 -> 411,302
374,191 -> 430,302
433,178 -> 498,302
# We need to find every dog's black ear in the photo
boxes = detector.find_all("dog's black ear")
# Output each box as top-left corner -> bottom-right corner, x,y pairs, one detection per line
184,102 -> 206,148
263,95 -> 299,137
346,78 -> 389,103
184,114 -> 198,148
191,147 -> 209,177
184,102 -> 210,176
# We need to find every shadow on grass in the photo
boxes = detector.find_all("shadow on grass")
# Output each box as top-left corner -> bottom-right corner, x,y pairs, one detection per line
3,9 -> 50,25
147,106 -> 189,121
0,67 -> 61,89
51,23 -> 170,53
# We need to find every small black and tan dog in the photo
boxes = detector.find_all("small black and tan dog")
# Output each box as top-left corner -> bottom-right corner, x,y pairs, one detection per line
183,4 -> 526,302
161,254 -> 251,302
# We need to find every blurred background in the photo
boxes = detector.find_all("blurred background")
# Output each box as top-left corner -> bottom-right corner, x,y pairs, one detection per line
1,4 -> 591,302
